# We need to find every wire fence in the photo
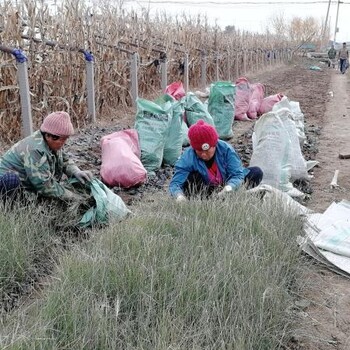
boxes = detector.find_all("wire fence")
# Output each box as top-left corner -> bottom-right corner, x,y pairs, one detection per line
0,40 -> 292,140
0,0 -> 301,141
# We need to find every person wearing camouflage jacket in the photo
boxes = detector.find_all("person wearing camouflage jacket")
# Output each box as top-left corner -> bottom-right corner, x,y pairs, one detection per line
0,111 -> 93,200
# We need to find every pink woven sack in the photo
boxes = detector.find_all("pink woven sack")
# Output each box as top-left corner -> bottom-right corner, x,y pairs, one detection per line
247,83 -> 265,119
259,93 -> 284,115
165,81 -> 186,101
234,77 -> 251,121
100,129 -> 147,188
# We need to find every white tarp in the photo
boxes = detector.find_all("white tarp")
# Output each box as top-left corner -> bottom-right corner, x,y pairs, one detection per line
300,200 -> 350,278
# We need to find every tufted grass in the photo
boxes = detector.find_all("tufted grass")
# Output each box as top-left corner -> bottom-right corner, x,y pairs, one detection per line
0,190 -> 305,349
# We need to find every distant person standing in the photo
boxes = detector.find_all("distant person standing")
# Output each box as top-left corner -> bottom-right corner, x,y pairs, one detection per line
327,44 -> 337,68
338,42 -> 349,74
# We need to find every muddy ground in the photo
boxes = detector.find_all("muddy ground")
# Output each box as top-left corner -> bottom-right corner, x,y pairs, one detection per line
66,58 -> 327,205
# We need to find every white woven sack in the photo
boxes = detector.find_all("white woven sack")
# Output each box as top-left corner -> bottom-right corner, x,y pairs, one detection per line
250,112 -> 293,192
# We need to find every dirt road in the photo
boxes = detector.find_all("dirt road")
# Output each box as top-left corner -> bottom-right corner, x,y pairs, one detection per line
226,61 -> 350,349
308,70 -> 350,212
290,67 -> 350,350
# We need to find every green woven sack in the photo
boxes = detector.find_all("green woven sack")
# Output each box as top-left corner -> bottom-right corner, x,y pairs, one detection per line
208,81 -> 236,139
158,97 -> 184,165
184,92 -> 215,126
134,98 -> 172,173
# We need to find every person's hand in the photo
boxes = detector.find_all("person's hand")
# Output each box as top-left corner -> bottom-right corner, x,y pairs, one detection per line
74,170 -> 93,184
176,194 -> 187,203
217,185 -> 233,197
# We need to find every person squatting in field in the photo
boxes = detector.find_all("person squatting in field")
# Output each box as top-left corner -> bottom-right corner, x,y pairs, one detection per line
0,111 -> 93,201
169,119 -> 263,202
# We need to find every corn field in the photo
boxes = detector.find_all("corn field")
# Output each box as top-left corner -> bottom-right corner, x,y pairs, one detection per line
0,0 -> 293,141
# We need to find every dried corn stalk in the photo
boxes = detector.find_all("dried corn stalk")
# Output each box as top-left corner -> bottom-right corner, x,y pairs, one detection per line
0,0 -> 293,143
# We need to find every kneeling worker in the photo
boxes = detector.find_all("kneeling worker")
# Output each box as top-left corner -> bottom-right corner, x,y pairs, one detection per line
0,111 -> 93,200
169,119 -> 263,202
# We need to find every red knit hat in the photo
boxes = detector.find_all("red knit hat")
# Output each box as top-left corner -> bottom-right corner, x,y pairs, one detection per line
188,119 -> 219,151
40,111 -> 74,136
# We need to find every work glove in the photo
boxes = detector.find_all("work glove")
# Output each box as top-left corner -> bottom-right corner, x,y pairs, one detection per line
176,194 -> 187,203
73,170 -> 94,184
217,185 -> 233,197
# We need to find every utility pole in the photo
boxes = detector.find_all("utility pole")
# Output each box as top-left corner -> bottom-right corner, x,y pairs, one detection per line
322,0 -> 331,42
333,0 -> 341,44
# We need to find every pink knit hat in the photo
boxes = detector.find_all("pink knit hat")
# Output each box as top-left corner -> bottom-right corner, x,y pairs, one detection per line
40,111 -> 74,136
188,119 -> 219,151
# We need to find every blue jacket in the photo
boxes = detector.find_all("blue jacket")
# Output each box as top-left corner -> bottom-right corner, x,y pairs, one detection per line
169,140 -> 249,197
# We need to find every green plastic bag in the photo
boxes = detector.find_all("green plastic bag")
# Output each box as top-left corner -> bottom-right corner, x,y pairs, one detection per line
79,179 -> 131,228
155,94 -> 184,165
309,65 -> 322,71
134,98 -> 172,173
208,81 -> 236,139
163,98 -> 184,165
184,92 -> 215,126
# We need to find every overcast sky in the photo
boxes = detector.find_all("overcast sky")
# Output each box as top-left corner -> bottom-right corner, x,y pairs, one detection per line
122,0 -> 350,42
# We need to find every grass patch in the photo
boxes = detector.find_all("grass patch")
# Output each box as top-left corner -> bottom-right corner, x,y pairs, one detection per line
0,200 -> 59,315
1,191 -> 304,349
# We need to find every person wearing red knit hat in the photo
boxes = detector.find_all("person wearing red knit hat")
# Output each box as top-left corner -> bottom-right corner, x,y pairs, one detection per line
169,119 -> 263,201
0,111 -> 93,201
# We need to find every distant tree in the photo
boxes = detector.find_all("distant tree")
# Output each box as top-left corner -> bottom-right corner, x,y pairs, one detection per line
224,25 -> 236,34
289,16 -> 320,44
267,12 -> 323,47
269,11 -> 287,39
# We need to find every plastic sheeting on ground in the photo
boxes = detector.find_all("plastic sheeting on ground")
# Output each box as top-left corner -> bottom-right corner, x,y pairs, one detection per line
79,179 -> 132,228
247,184 -> 311,216
300,200 -> 350,278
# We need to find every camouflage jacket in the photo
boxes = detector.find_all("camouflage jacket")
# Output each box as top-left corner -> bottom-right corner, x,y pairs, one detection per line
328,48 -> 336,59
0,130 -> 79,198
